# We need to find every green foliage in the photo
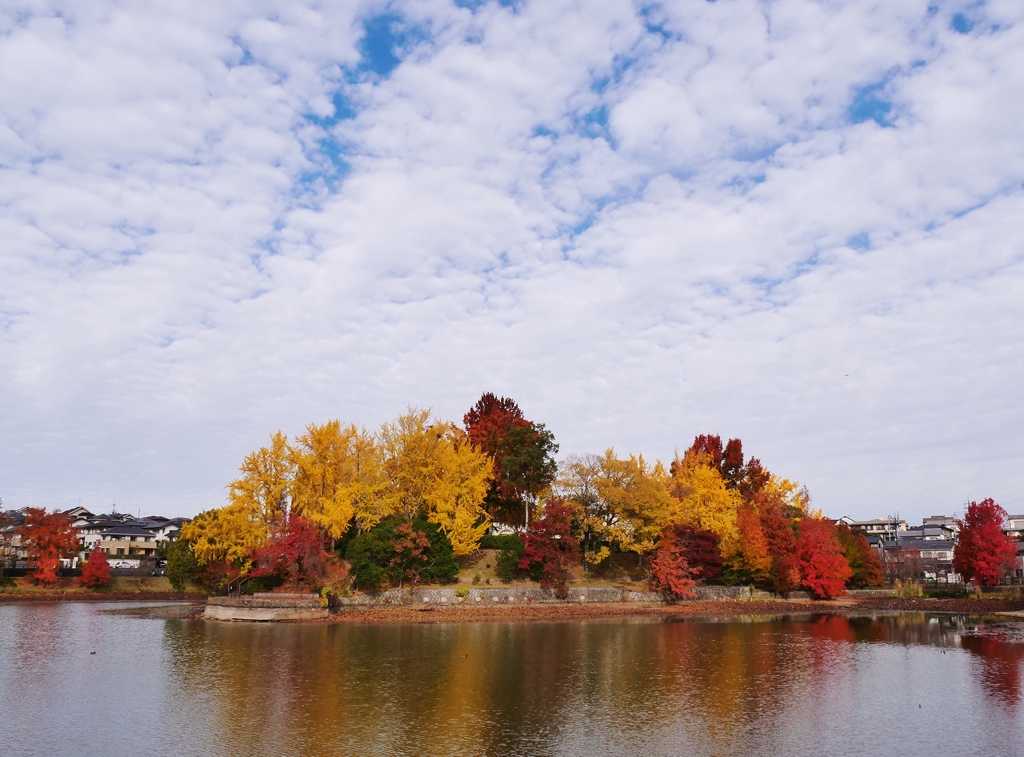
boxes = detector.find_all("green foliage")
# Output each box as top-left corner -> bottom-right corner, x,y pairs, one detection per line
455,586 -> 470,599
346,516 -> 458,592
166,538 -> 202,592
495,538 -> 525,582
479,533 -> 524,551
245,574 -> 285,594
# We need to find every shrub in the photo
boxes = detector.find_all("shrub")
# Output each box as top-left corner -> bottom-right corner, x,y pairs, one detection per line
79,547 -> 111,589
479,534 -> 524,551
346,517 -> 458,592
495,538 -> 526,582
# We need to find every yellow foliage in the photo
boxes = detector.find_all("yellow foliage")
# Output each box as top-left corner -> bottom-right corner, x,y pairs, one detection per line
226,430 -> 292,534
422,428 -> 493,556
291,421 -> 390,540
669,451 -> 742,552
180,504 -> 265,566
380,408 -> 492,555
761,475 -> 814,518
559,450 -> 672,563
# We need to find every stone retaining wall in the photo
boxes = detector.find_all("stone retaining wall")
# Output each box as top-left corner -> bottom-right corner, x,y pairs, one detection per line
205,594 -> 328,621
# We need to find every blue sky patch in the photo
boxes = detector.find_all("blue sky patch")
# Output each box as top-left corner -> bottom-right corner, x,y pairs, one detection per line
847,233 -> 871,251
849,81 -> 894,127
951,13 -> 975,34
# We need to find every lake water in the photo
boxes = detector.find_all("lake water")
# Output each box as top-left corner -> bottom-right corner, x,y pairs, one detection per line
1,603 -> 1023,756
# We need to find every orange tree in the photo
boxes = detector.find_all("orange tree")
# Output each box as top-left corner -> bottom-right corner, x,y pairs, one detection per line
17,508 -> 79,585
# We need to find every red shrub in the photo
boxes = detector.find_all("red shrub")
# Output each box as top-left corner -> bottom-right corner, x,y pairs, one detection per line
79,547 -> 111,589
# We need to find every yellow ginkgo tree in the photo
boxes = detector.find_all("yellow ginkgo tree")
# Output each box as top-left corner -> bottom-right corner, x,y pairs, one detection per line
290,420 -> 391,545
379,408 -> 492,555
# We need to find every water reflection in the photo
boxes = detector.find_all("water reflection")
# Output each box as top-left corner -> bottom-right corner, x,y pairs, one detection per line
1,605 -> 1023,756
154,613 -> 1024,756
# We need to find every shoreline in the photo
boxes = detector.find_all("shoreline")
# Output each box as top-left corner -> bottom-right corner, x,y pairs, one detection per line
316,596 -> 1024,625
0,591 -> 205,603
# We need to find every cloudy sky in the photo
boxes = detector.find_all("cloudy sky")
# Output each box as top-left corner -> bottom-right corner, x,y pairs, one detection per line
2,0 -> 1022,521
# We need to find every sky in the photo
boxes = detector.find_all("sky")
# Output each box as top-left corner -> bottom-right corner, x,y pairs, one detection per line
1,0 -> 1022,522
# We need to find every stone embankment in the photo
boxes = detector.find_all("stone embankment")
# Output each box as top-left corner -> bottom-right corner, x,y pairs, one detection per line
205,593 -> 327,621
338,584 -> 754,606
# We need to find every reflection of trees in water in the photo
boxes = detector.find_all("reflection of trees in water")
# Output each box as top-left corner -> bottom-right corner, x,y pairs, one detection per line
960,632 -> 1024,707
159,614 -> 1024,755
844,613 -> 965,648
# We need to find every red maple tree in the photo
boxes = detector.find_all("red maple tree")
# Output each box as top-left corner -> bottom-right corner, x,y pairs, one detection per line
249,516 -> 330,589
755,491 -> 801,594
670,524 -> 723,581
954,499 -> 1017,587
17,508 -> 79,586
79,546 -> 111,588
649,526 -> 696,599
797,517 -> 852,599
518,498 -> 580,598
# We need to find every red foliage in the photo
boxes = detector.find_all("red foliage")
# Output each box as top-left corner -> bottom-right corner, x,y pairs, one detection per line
755,492 -> 801,593
388,521 -> 431,587
836,523 -> 884,588
17,508 -> 79,586
249,516 -> 330,589
671,524 -> 723,581
649,527 -> 696,599
79,547 -> 111,588
680,435 -> 769,498
954,499 -> 1017,587
464,392 -> 557,526
797,517 -> 852,599
518,499 -> 580,598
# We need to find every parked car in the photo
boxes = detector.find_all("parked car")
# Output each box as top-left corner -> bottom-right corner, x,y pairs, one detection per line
114,561 -> 133,569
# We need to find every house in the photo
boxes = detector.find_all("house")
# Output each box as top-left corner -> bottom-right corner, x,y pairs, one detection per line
844,518 -> 908,542
1004,515 -> 1024,540
97,525 -> 160,558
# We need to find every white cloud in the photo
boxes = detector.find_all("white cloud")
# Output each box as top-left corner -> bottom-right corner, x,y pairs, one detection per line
1,0 -> 1022,521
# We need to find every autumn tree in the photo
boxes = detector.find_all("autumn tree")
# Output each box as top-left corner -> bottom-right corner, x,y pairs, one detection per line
226,430 -> 293,542
684,435 -> 769,498
79,546 -> 111,589
17,508 -> 79,586
668,524 -> 724,581
464,393 -> 558,527
649,526 -> 699,599
724,505 -> 772,585
752,485 -> 801,594
835,523 -> 883,588
558,450 -> 671,566
248,516 -> 336,590
519,499 -> 580,598
797,517 -> 852,599
954,499 -> 1017,587
291,421 -> 388,543
179,505 -> 265,567
668,450 -> 742,553
379,409 -> 492,555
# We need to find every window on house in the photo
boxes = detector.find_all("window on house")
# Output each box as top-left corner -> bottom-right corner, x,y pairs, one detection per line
116,548 -> 124,556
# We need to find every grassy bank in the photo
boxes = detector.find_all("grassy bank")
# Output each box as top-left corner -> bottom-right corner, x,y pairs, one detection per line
0,575 -> 204,602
